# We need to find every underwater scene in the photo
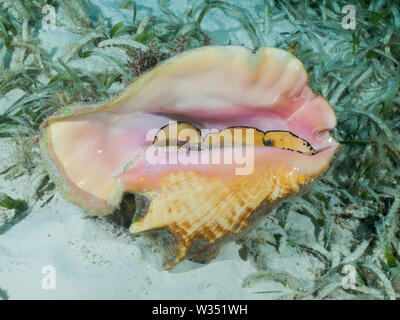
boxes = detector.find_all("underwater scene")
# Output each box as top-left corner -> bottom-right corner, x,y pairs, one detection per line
0,0 -> 399,300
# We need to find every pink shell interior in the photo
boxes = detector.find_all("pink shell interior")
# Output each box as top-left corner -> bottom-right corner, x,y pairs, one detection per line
42,46 -> 339,214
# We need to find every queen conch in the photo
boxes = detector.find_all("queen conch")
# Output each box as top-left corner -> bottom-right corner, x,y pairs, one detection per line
40,46 -> 339,268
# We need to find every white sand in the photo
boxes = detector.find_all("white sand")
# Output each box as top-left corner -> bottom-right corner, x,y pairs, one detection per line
0,181 -> 260,299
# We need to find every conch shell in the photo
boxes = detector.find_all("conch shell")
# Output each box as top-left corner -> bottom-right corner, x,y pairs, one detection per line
40,46 -> 339,268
